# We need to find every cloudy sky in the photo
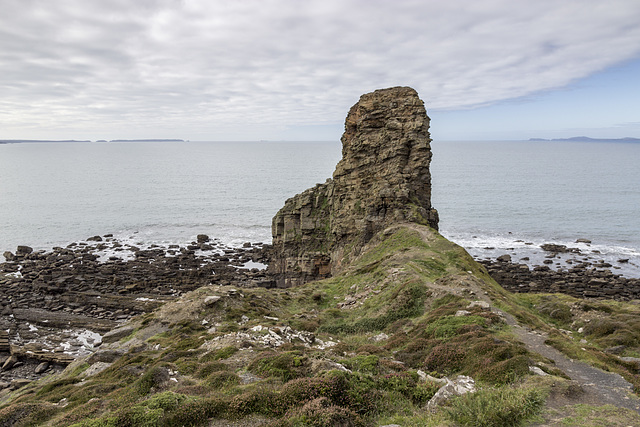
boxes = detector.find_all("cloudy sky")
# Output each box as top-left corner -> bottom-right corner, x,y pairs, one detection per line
2,0 -> 640,141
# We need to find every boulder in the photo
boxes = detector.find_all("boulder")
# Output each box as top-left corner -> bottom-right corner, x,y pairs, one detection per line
1,355 -> 19,371
16,246 -> 33,256
426,375 -> 476,410
34,361 -> 50,374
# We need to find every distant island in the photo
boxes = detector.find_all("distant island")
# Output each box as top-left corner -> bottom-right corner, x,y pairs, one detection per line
108,139 -> 184,142
529,136 -> 640,142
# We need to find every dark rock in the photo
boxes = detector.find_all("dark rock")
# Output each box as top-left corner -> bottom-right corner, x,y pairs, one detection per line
34,362 -> 50,374
196,234 -> 210,243
540,243 -> 580,254
605,345 -> 627,355
576,238 -> 592,244
496,254 -> 512,263
3,251 -> 15,261
16,246 -> 33,256
2,355 -> 19,371
10,378 -> 32,390
102,326 -> 135,343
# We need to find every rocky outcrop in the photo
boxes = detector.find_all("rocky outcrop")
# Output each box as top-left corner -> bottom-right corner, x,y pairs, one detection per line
270,87 -> 438,287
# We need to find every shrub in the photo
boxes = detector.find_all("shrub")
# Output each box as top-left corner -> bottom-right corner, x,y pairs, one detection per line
445,386 -> 545,427
206,371 -> 240,389
248,351 -> 308,381
135,365 -> 170,395
195,361 -> 228,379
199,346 -> 238,362
0,402 -> 58,427
343,355 -> 380,375
424,315 -> 487,339
537,298 -> 572,323
274,397 -> 366,427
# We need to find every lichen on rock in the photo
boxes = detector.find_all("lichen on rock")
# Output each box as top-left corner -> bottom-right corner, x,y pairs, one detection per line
269,86 -> 438,287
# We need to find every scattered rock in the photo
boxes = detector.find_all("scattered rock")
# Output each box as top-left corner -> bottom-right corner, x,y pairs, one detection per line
102,326 -> 135,344
529,366 -> 548,376
496,254 -> 512,263
1,355 -> 19,371
34,362 -> 50,374
204,295 -> 222,306
427,375 -> 476,410
16,246 -> 33,256
371,333 -> 389,342
10,378 -> 32,390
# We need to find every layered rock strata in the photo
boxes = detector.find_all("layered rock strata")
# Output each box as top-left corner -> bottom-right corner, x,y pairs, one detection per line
270,87 -> 438,287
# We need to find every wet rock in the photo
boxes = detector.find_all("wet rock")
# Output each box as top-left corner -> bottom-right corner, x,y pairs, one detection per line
541,243 -> 580,254
496,254 -> 512,263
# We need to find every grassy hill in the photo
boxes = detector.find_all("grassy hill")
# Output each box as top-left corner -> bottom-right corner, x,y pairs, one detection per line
2,224 -> 640,426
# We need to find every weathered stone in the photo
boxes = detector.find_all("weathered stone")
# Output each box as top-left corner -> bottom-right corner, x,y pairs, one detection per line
1,355 -> 18,371
102,326 -> 135,343
10,378 -> 32,390
426,375 -> 476,410
34,361 -> 50,374
16,246 -> 33,256
269,87 -> 438,287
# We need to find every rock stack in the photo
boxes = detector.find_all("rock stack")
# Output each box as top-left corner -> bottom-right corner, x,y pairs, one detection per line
269,87 -> 438,287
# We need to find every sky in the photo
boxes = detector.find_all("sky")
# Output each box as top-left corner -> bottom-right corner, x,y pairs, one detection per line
1,0 -> 640,142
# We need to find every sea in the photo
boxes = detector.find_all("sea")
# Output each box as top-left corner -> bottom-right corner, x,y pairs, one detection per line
1,140 -> 639,277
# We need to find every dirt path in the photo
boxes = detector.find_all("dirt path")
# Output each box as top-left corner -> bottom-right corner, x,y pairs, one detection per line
506,314 -> 640,413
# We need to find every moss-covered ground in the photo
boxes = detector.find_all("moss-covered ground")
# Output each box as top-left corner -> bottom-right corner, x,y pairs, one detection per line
1,224 -> 640,426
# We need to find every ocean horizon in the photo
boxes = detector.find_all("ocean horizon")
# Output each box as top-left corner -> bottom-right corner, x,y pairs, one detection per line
1,139 -> 639,277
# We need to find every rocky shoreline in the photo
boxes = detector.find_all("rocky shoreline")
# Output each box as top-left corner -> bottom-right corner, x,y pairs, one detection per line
477,242 -> 640,300
0,234 -> 272,390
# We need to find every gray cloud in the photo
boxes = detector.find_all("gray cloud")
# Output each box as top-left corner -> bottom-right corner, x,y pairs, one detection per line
1,0 -> 640,139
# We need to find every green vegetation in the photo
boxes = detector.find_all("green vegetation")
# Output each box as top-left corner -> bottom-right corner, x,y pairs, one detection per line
2,224 -> 640,426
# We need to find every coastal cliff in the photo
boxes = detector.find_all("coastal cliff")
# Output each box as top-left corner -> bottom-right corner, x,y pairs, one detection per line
270,87 -> 439,287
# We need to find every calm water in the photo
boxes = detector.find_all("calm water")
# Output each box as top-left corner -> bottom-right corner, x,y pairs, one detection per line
1,140 -> 639,276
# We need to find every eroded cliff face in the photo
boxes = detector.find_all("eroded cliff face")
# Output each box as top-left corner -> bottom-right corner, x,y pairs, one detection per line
270,87 -> 438,287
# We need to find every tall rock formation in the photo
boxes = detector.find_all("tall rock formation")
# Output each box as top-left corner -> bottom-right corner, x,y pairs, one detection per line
269,87 -> 438,287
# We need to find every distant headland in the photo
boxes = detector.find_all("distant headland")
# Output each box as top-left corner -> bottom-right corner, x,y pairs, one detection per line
529,136 -> 640,142
106,139 -> 185,142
